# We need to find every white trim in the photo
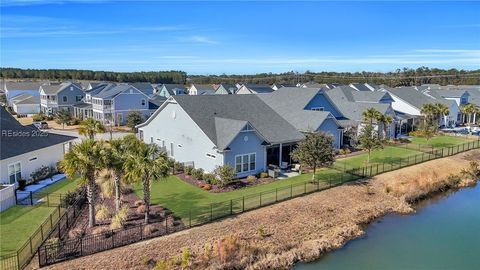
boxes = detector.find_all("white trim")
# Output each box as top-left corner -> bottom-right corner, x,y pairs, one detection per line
7,161 -> 22,184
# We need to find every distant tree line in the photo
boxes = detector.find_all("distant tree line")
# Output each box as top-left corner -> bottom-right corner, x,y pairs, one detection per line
0,68 -> 187,84
1,67 -> 479,87
189,67 -> 480,87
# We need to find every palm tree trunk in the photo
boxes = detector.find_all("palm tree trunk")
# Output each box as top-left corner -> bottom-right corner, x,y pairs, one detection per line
143,176 -> 150,224
114,173 -> 121,212
87,179 -> 96,227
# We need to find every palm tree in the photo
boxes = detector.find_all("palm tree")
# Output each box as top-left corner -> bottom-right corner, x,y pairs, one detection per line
377,114 -> 393,139
123,141 -> 169,223
435,103 -> 450,128
462,104 -> 476,125
362,108 -> 382,125
61,139 -> 103,227
101,138 -> 127,212
78,118 -> 105,140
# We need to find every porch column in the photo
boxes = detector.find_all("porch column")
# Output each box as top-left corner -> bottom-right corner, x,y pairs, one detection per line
278,143 -> 283,167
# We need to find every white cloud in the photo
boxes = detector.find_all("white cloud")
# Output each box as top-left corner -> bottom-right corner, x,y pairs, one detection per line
189,35 -> 219,45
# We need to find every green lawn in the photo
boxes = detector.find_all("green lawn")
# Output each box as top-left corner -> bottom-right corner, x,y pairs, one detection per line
133,168 -> 353,222
335,146 -> 423,169
410,135 -> 475,148
0,178 -> 80,255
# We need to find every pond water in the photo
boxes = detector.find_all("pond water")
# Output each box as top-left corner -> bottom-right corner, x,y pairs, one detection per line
295,184 -> 480,270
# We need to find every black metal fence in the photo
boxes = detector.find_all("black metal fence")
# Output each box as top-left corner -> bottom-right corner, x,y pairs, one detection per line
16,191 -> 64,207
0,190 -> 85,270
33,138 -> 480,268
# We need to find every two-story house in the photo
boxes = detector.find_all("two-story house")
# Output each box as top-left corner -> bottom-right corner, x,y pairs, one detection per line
39,82 -> 84,115
155,84 -> 187,98
2,81 -> 46,106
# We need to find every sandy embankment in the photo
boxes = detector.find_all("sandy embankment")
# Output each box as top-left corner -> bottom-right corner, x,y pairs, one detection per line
41,150 -> 480,270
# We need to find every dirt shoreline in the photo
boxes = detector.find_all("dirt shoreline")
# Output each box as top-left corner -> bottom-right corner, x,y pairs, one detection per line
38,150 -> 480,270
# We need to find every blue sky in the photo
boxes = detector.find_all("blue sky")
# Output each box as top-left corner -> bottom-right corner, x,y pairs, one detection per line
1,1 -> 479,74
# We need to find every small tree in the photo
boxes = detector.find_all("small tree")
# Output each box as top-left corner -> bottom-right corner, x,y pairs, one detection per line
291,132 -> 336,181
55,109 -> 71,129
357,122 -> 383,163
214,164 -> 236,186
78,118 -> 105,140
126,111 -> 143,132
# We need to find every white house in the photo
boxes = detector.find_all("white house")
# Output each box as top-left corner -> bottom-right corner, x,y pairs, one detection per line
10,94 -> 40,115
188,84 -> 216,95
0,107 -> 76,185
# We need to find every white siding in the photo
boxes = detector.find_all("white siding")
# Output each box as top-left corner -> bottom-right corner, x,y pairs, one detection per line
0,143 -> 68,184
0,184 -> 16,212
389,95 -> 421,116
12,103 -> 40,115
139,102 -> 223,172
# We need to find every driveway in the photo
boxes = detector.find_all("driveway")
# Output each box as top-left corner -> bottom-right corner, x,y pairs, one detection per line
47,129 -> 133,142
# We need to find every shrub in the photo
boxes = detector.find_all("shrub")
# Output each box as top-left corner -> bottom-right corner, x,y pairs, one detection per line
143,224 -> 159,235
246,175 -> 257,182
18,179 -> 27,191
139,255 -> 150,266
44,238 -> 59,257
203,173 -> 216,184
203,243 -> 212,260
192,168 -> 204,180
154,260 -> 168,270
257,225 -> 267,238
68,228 -> 84,239
95,204 -> 110,221
68,118 -> 80,125
181,247 -> 190,269
202,184 -> 212,191
134,200 -> 144,207
110,206 -> 129,230
30,165 -> 55,182
32,113 -> 46,121
92,226 -> 111,237
214,165 -> 236,187
185,166 -> 193,175
259,172 -> 268,178
174,161 -> 184,173
136,204 -> 145,214
60,187 -> 84,208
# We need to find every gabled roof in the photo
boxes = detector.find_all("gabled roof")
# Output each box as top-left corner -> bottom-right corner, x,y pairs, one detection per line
242,84 -> 275,94
140,95 -> 304,149
91,84 -> 149,99
214,117 -> 250,150
1,107 -> 76,160
40,82 -> 82,95
11,94 -> 39,105
427,89 -> 469,98
385,87 -> 455,110
215,84 -> 237,94
131,83 -> 155,96
350,83 -> 372,92
2,81 -> 45,91
148,95 -> 167,110
258,87 -> 337,131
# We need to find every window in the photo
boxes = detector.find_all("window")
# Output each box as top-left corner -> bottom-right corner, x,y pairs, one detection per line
76,95 -> 83,102
206,153 -> 216,159
311,107 -> 324,111
141,99 -> 146,106
235,153 -> 256,173
62,96 -> 67,102
8,162 -> 21,184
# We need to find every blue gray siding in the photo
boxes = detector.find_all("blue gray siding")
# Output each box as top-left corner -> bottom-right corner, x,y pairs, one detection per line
223,130 -> 266,178
318,117 -> 342,149
304,94 -> 343,118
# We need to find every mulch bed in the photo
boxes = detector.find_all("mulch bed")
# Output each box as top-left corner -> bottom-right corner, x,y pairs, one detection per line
64,186 -> 185,240
177,173 -> 275,193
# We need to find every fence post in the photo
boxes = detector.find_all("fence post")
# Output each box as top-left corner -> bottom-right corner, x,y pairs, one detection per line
242,196 -> 245,212
66,211 -> 69,228
165,216 -> 168,234
50,214 -> 53,229
210,204 -> 213,221
58,223 -> 61,239
111,230 -> 115,247
47,194 -> 50,207
442,148 -> 444,157
290,184 -> 293,197
30,191 -> 33,205
189,210 -> 192,227
17,250 -> 20,269
140,223 -> 143,239
304,181 -> 307,193
29,236 -> 33,255
230,200 -> 233,215
80,237 -> 83,256
275,188 -> 278,201
259,192 -> 262,206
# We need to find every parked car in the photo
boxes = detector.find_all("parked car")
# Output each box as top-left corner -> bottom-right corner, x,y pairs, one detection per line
33,121 -> 49,129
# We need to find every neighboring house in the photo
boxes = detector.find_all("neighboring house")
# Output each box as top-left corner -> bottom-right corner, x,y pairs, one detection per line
131,82 -> 155,96
382,87 -> 459,128
0,107 -> 76,185
215,84 -> 237,95
271,83 -> 297,90
137,95 -> 304,177
423,88 -> 470,106
323,86 -> 397,140
39,82 -> 84,115
236,84 -> 275,94
188,84 -> 216,95
10,94 -> 40,115
2,81 -> 45,105
80,81 -> 104,91
258,88 -> 344,149
156,84 -> 187,98
89,84 -> 153,125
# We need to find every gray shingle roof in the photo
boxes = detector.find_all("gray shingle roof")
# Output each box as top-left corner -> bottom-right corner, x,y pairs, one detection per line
11,94 -> 39,105
40,82 -> 81,95
350,83 -> 372,92
243,84 -> 275,94
3,82 -> 45,91
385,87 -> 455,109
258,87 -> 333,131
131,83 -> 155,96
1,107 -> 76,160
92,84 -> 137,99
167,95 -> 304,149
